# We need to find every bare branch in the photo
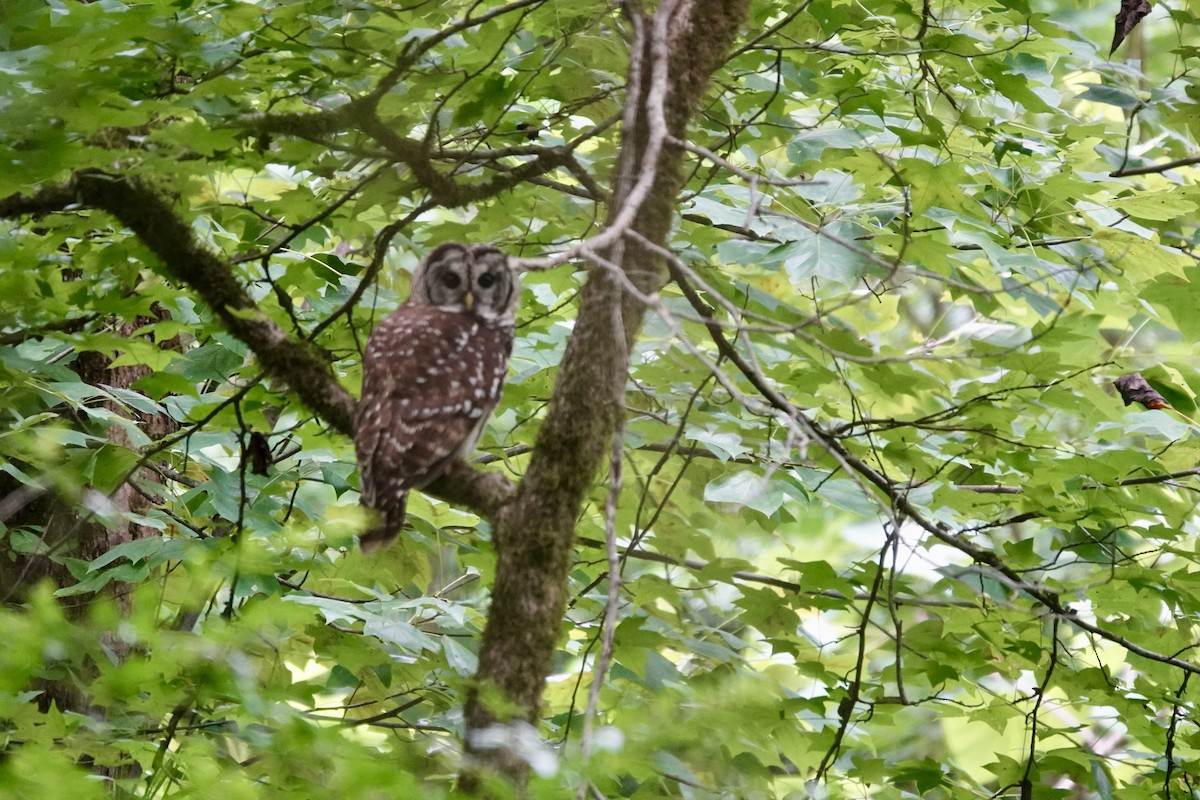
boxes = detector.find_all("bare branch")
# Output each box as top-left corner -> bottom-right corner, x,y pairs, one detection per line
1111,153 -> 1200,177
956,466 -> 1200,494
0,314 -> 98,345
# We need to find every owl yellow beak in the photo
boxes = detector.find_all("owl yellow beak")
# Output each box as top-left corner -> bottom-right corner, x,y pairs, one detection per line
463,290 -> 475,311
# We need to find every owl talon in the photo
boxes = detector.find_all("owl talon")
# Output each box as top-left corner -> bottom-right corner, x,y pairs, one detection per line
358,527 -> 400,555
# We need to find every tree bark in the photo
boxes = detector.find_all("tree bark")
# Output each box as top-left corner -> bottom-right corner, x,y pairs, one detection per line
0,313 -> 180,781
461,0 -> 749,788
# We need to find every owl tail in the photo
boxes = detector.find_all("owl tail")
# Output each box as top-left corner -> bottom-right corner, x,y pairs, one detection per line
359,495 -> 407,554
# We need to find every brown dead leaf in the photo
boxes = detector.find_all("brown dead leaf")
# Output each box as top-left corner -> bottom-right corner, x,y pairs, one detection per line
1111,0 -> 1152,54
1114,372 -> 1169,409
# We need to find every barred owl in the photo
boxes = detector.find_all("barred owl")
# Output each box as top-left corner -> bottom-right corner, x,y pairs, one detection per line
354,243 -> 518,552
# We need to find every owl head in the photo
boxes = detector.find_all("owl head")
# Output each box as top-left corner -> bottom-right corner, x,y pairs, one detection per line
409,242 -> 518,321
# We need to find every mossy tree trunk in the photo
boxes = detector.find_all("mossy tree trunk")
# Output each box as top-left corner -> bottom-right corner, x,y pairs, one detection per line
461,0 -> 750,788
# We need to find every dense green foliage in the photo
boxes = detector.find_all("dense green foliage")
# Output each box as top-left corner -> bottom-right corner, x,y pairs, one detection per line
2,0 -> 1200,797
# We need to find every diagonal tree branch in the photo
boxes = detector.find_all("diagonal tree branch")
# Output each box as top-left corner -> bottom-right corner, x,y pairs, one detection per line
350,107 -> 574,208
0,171 -> 515,518
1111,152 -> 1200,177
74,170 -> 356,434
3,173 -> 351,433
664,247 -> 1200,677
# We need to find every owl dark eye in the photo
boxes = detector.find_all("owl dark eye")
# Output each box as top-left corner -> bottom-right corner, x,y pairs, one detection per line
477,272 -> 496,289
441,271 -> 462,290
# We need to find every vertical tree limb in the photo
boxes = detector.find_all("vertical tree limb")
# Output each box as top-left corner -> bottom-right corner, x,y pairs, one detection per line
461,0 -> 749,789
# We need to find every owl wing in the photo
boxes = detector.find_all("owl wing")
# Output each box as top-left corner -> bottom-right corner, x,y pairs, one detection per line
355,305 -> 513,518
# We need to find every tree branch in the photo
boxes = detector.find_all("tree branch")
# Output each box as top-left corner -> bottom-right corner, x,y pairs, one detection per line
1111,152 -> 1200,177
461,0 -> 751,788
72,171 -> 357,434
0,314 -> 98,345
0,183 -> 82,218
0,172 -> 516,522
665,244 -> 1200,677
955,466 -> 1200,494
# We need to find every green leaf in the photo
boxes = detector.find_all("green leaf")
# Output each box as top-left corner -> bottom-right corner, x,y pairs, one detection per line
1076,83 -> 1142,110
703,470 -> 802,516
